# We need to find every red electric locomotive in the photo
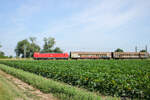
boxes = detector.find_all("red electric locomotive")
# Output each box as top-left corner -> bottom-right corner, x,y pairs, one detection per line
33,52 -> 69,60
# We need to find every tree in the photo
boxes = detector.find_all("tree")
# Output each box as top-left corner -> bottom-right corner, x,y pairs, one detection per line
140,49 -> 146,52
42,37 -> 56,53
0,51 -> 4,56
0,44 -> 6,58
29,43 -> 40,57
0,51 -> 8,58
29,37 -> 40,57
15,39 -> 31,58
9,55 -> 13,58
15,38 -> 41,58
53,47 -> 63,53
0,43 -> 5,57
115,48 -> 124,52
29,37 -> 36,44
0,43 -> 9,58
42,37 -> 63,53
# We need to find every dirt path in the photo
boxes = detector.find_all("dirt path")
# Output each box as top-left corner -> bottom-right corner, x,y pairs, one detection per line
0,70 -> 58,100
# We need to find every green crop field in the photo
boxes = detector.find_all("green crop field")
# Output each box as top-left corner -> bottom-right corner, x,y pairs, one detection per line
0,59 -> 150,99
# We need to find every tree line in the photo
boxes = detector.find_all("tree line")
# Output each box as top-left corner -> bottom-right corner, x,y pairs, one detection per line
0,39 -> 148,58
0,44 -> 12,58
114,48 -> 147,52
15,37 -> 63,58
0,44 -> 4,57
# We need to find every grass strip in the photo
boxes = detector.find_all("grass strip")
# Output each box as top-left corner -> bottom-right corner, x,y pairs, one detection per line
0,72 -> 27,100
0,76 -> 18,100
0,64 -> 118,100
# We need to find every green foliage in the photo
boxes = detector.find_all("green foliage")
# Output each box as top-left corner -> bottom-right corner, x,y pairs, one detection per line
29,37 -> 36,43
114,48 -> 124,52
29,38 -> 40,57
0,55 -> 8,59
0,44 -> 6,58
9,55 -> 13,58
42,37 -> 63,53
0,51 -> 8,59
15,39 -> 30,57
0,60 -> 149,99
42,37 -> 55,53
15,37 -> 63,57
140,49 -> 146,52
15,38 -> 40,58
0,64 -> 104,100
53,47 -> 63,53
0,51 -> 4,56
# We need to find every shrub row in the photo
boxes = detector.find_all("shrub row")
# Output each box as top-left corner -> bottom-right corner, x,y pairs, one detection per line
0,64 -> 104,100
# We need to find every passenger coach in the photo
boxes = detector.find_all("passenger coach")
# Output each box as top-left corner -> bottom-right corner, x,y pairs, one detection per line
70,52 -> 112,59
113,52 -> 149,59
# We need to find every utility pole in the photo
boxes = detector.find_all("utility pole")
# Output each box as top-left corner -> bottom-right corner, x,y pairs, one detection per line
24,44 -> 27,58
135,46 -> 138,52
145,45 -> 148,52
16,49 -> 19,58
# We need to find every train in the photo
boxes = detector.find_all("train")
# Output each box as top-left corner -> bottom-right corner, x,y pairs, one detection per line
33,52 -> 149,60
33,52 -> 69,60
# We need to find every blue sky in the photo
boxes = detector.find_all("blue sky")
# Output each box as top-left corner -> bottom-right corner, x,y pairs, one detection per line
0,0 -> 150,56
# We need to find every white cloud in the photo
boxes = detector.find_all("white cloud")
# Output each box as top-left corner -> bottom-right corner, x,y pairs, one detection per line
46,0 -> 149,33
41,0 -> 150,52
